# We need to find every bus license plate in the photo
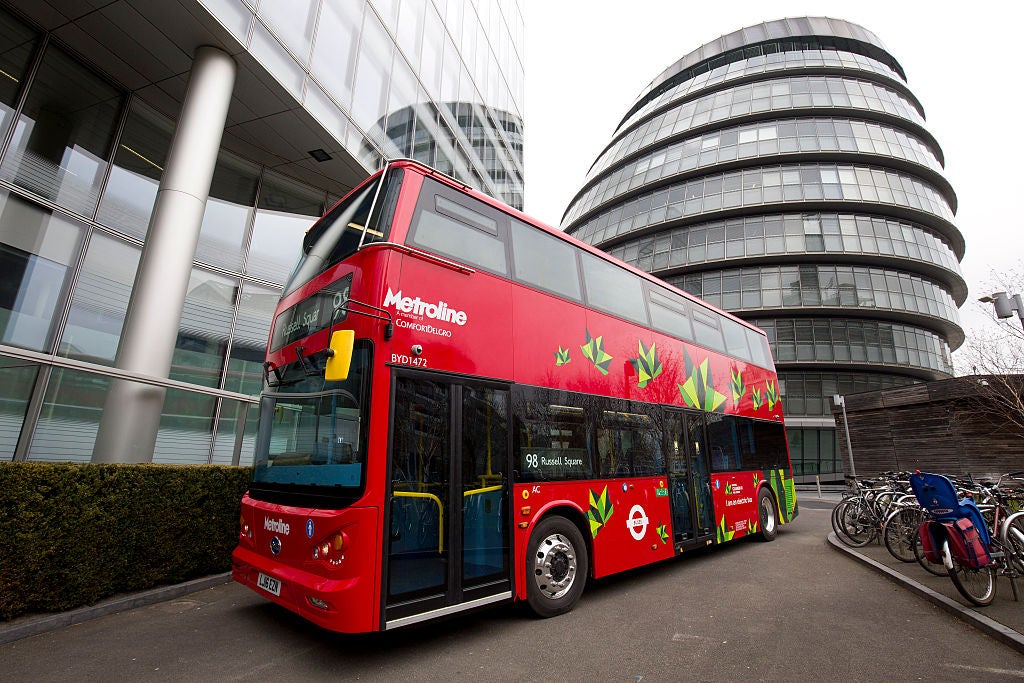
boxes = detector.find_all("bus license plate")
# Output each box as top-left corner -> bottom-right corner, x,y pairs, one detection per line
257,572 -> 281,596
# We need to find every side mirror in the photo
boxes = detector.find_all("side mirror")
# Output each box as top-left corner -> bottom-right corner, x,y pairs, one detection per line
325,330 -> 355,381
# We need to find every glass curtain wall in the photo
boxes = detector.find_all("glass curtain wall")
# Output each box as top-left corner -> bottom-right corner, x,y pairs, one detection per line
0,6 -> 325,465
561,19 -> 965,483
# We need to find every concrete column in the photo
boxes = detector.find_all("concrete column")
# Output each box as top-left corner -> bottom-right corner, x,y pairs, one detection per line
92,47 -> 236,463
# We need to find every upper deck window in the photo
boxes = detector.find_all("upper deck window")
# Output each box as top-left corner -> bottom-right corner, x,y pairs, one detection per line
580,252 -> 648,326
409,178 -> 508,276
510,218 -> 582,302
692,306 -> 726,353
648,289 -> 694,342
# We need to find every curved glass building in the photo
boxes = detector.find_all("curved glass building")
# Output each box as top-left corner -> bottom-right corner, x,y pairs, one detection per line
561,18 -> 965,481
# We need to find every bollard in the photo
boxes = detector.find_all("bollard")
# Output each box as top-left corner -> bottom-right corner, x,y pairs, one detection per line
816,475 -> 821,499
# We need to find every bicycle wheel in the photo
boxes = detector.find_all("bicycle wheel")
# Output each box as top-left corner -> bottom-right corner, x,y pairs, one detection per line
1004,516 -> 1024,575
944,541 -> 996,606
883,506 -> 921,563
833,498 -> 874,547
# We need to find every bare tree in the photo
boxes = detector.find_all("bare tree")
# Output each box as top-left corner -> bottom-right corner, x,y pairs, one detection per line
955,263 -> 1024,434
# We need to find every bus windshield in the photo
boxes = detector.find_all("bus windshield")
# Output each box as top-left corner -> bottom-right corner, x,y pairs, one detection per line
283,167 -> 405,296
251,343 -> 372,504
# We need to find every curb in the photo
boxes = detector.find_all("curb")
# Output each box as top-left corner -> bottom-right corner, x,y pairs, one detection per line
0,572 -> 233,645
827,533 -> 1024,655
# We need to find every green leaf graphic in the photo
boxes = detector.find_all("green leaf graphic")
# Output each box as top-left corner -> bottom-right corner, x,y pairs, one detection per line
717,515 -> 735,543
784,470 -> 797,518
765,380 -> 779,411
751,388 -> 764,411
630,340 -> 663,388
677,349 -> 727,412
730,366 -> 746,404
581,330 -> 613,375
656,524 -> 669,544
554,346 -> 571,366
587,486 -> 615,538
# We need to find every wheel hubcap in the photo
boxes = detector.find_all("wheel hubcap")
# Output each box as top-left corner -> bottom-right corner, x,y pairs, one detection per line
533,533 -> 577,599
762,497 -> 776,533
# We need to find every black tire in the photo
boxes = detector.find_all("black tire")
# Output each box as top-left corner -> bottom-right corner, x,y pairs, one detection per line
526,516 -> 589,618
832,499 -> 873,547
883,506 -> 922,563
756,487 -> 778,542
1004,516 -> 1024,576
944,540 -> 996,606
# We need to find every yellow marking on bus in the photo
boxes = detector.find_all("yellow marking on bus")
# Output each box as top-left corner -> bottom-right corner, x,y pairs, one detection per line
463,485 -> 502,497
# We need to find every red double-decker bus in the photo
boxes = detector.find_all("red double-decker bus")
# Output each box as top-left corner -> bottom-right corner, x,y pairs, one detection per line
232,159 -> 797,633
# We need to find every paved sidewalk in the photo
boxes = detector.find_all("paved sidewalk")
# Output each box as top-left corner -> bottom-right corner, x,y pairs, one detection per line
0,573 -> 233,645
829,531 -> 1024,654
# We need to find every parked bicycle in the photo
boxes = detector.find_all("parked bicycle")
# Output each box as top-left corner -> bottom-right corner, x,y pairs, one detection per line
911,471 -> 1024,606
832,472 -> 916,552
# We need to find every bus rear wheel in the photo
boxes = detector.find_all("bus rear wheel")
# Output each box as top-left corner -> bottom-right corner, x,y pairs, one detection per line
526,516 -> 588,618
756,487 -> 778,542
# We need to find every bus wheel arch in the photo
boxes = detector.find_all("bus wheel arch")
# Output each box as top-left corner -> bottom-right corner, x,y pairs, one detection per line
525,511 -> 590,618
756,485 -> 779,542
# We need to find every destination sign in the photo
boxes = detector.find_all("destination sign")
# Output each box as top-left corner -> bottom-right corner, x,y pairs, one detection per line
519,447 -> 591,480
271,273 -> 352,351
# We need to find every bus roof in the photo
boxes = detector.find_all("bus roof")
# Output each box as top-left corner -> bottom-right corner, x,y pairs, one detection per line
388,158 -> 768,338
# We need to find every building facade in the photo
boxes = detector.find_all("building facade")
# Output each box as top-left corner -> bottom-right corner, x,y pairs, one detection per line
0,0 -> 523,465
561,18 -> 965,482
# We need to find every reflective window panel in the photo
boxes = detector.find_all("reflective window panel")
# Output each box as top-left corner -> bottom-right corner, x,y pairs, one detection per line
671,264 -> 959,326
0,43 -> 122,217
152,387 -> 216,464
569,117 -> 944,225
584,76 -> 925,189
196,151 -> 259,272
58,233 -> 140,364
95,99 -> 173,239
309,1 -> 362,106
210,397 -> 259,466
0,355 -> 38,461
27,367 -> 109,463
779,370 -> 913,417
224,282 -> 278,396
753,317 -> 954,375
170,268 -> 237,388
246,171 -> 323,284
619,48 -> 905,136
609,213 -> 961,277
0,191 -> 85,351
571,163 -> 955,247
0,7 -> 39,137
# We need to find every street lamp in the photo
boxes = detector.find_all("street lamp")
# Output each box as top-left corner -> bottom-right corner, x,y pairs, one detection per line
833,394 -> 857,483
979,291 -> 1024,331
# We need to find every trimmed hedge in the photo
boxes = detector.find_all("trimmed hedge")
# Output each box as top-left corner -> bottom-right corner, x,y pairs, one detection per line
0,462 -> 251,621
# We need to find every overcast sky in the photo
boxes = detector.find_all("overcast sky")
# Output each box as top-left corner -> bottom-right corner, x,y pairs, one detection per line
521,1 -> 1024,358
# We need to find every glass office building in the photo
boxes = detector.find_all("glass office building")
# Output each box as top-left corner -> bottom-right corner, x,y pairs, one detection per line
561,18 -> 965,481
0,0 -> 524,465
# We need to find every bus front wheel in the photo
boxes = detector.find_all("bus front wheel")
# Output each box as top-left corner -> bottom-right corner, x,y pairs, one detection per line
757,487 -> 778,542
526,516 -> 588,618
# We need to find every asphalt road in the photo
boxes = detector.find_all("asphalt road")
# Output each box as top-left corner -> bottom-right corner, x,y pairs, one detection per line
3,502 -> 1024,681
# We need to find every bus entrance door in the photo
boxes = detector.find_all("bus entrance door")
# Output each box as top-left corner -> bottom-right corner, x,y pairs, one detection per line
384,373 -> 512,629
666,410 -> 714,552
